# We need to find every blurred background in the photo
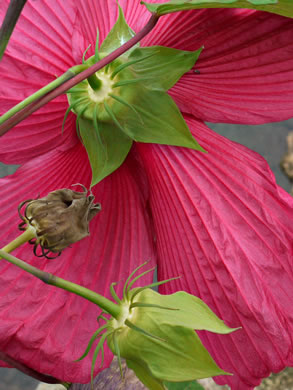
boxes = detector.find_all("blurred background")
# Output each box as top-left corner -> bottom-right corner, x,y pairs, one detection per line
0,118 -> 293,389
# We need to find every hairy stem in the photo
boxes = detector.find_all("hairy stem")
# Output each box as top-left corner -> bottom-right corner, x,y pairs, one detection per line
0,13 -> 159,136
0,250 -> 121,319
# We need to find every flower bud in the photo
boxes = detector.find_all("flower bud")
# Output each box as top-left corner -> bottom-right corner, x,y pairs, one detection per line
78,263 -> 238,389
18,185 -> 101,258
107,286 -> 235,388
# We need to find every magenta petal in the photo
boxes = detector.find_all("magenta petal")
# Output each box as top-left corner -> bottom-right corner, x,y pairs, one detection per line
142,8 -> 293,124
0,0 -> 76,77
0,107 -> 79,165
0,0 -> 79,163
136,116 -> 293,389
0,144 -> 155,383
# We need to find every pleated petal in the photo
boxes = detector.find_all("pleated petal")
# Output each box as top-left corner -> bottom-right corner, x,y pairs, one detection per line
2,3 -> 293,165
0,144 -> 155,383
71,5 -> 293,124
136,116 -> 293,389
0,0 -> 79,163
142,8 -> 293,125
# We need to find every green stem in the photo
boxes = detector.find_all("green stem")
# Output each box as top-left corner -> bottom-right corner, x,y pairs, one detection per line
0,0 -> 27,60
0,64 -> 87,126
87,74 -> 102,91
0,250 -> 121,319
0,227 -> 35,256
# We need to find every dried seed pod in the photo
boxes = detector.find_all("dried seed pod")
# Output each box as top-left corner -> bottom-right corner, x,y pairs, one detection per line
18,184 -> 101,259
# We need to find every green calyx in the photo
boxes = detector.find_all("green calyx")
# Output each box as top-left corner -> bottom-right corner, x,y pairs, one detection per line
77,262 -> 238,390
66,54 -> 134,124
63,5 -> 205,187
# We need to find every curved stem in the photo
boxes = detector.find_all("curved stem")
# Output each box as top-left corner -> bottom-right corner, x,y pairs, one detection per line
0,13 -> 159,136
87,73 -> 102,91
0,250 -> 121,319
0,227 -> 35,257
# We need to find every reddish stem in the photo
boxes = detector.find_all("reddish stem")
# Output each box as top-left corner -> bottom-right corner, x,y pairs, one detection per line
0,13 -> 159,137
0,350 -> 62,384
0,0 -> 28,60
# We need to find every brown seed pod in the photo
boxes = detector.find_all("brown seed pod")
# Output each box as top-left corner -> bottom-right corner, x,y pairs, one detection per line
18,184 -> 101,259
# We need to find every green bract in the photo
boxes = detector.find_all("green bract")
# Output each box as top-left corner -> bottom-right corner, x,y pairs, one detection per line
141,0 -> 293,18
64,6 -> 204,186
100,5 -> 137,55
77,263 -> 238,390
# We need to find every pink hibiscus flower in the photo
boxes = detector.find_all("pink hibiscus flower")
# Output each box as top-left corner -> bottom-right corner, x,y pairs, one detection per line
1,1 -> 293,389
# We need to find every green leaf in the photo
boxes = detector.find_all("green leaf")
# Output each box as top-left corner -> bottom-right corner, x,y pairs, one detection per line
129,46 -> 203,91
133,288 -> 238,334
100,4 -> 137,55
78,117 -> 132,186
119,84 -> 205,151
141,0 -> 293,18
164,380 -> 205,390
127,360 -> 166,390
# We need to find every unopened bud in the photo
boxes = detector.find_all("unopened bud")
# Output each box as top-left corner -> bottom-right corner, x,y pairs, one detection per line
78,263 -> 237,389
18,185 -> 101,258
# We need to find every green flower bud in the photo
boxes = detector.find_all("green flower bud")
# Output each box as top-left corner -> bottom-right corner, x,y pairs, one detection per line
78,263 -> 238,390
18,185 -> 101,258
107,288 -> 235,389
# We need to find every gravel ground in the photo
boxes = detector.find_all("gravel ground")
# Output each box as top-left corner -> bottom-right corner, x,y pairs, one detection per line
0,368 -> 38,390
197,368 -> 293,390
